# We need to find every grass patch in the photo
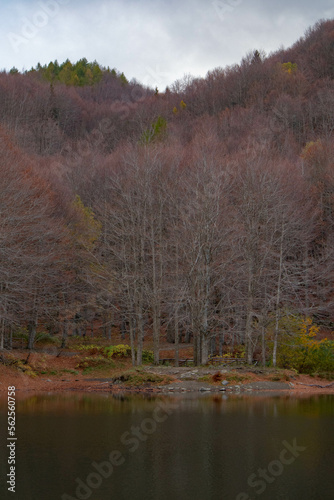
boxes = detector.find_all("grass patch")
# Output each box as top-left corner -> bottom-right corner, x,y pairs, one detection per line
83,367 -> 94,375
270,373 -> 290,382
61,369 -> 79,375
5,356 -> 38,377
82,365 -> 115,375
312,371 -> 334,381
223,373 -> 251,383
76,356 -> 116,370
111,369 -> 171,386
37,369 -> 79,376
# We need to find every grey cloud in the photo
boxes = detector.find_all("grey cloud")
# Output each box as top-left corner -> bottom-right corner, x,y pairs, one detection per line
0,0 -> 333,87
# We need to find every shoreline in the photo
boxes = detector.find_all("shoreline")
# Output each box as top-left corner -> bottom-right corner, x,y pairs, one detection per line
1,350 -> 333,397
1,372 -> 333,397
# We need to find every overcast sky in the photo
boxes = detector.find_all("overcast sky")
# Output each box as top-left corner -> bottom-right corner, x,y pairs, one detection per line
1,0 -> 334,89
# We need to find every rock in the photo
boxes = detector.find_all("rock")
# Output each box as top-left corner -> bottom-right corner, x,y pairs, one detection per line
221,380 -> 229,386
199,387 -> 211,392
245,381 -> 291,391
219,388 -> 226,392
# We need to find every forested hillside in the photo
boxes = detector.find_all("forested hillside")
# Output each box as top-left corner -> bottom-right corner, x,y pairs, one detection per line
1,19 -> 334,368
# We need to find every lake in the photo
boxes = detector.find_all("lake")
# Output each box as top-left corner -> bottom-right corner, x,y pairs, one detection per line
0,392 -> 333,500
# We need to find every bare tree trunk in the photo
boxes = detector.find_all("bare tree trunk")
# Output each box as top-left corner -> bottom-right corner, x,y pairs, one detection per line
245,265 -> 254,364
261,324 -> 266,366
201,333 -> 209,365
61,319 -> 69,349
219,333 -> 224,356
303,244 -> 310,315
201,246 -> 210,365
175,310 -> 179,367
129,316 -> 136,366
136,290 -> 144,366
175,240 -> 180,367
273,224 -> 284,367
152,302 -> 160,365
192,316 -> 199,365
120,315 -> 126,340
103,308 -> 112,341
9,324 -> 13,350
0,318 -> 4,350
151,219 -> 159,364
27,319 -> 37,350
106,321 -> 112,341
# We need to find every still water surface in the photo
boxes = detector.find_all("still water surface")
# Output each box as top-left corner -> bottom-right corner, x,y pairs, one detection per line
0,392 -> 333,500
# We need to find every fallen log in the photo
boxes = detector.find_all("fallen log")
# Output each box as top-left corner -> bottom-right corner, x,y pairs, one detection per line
24,352 -> 31,365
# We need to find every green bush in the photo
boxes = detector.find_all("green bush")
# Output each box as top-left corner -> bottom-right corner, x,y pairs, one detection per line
103,345 -> 154,363
277,340 -> 334,374
75,343 -> 154,364
103,344 -> 132,358
268,314 -> 334,375
35,333 -> 59,345
76,356 -> 115,370
76,344 -> 103,354
13,329 -> 58,346
13,328 -> 28,340
141,349 -> 154,364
